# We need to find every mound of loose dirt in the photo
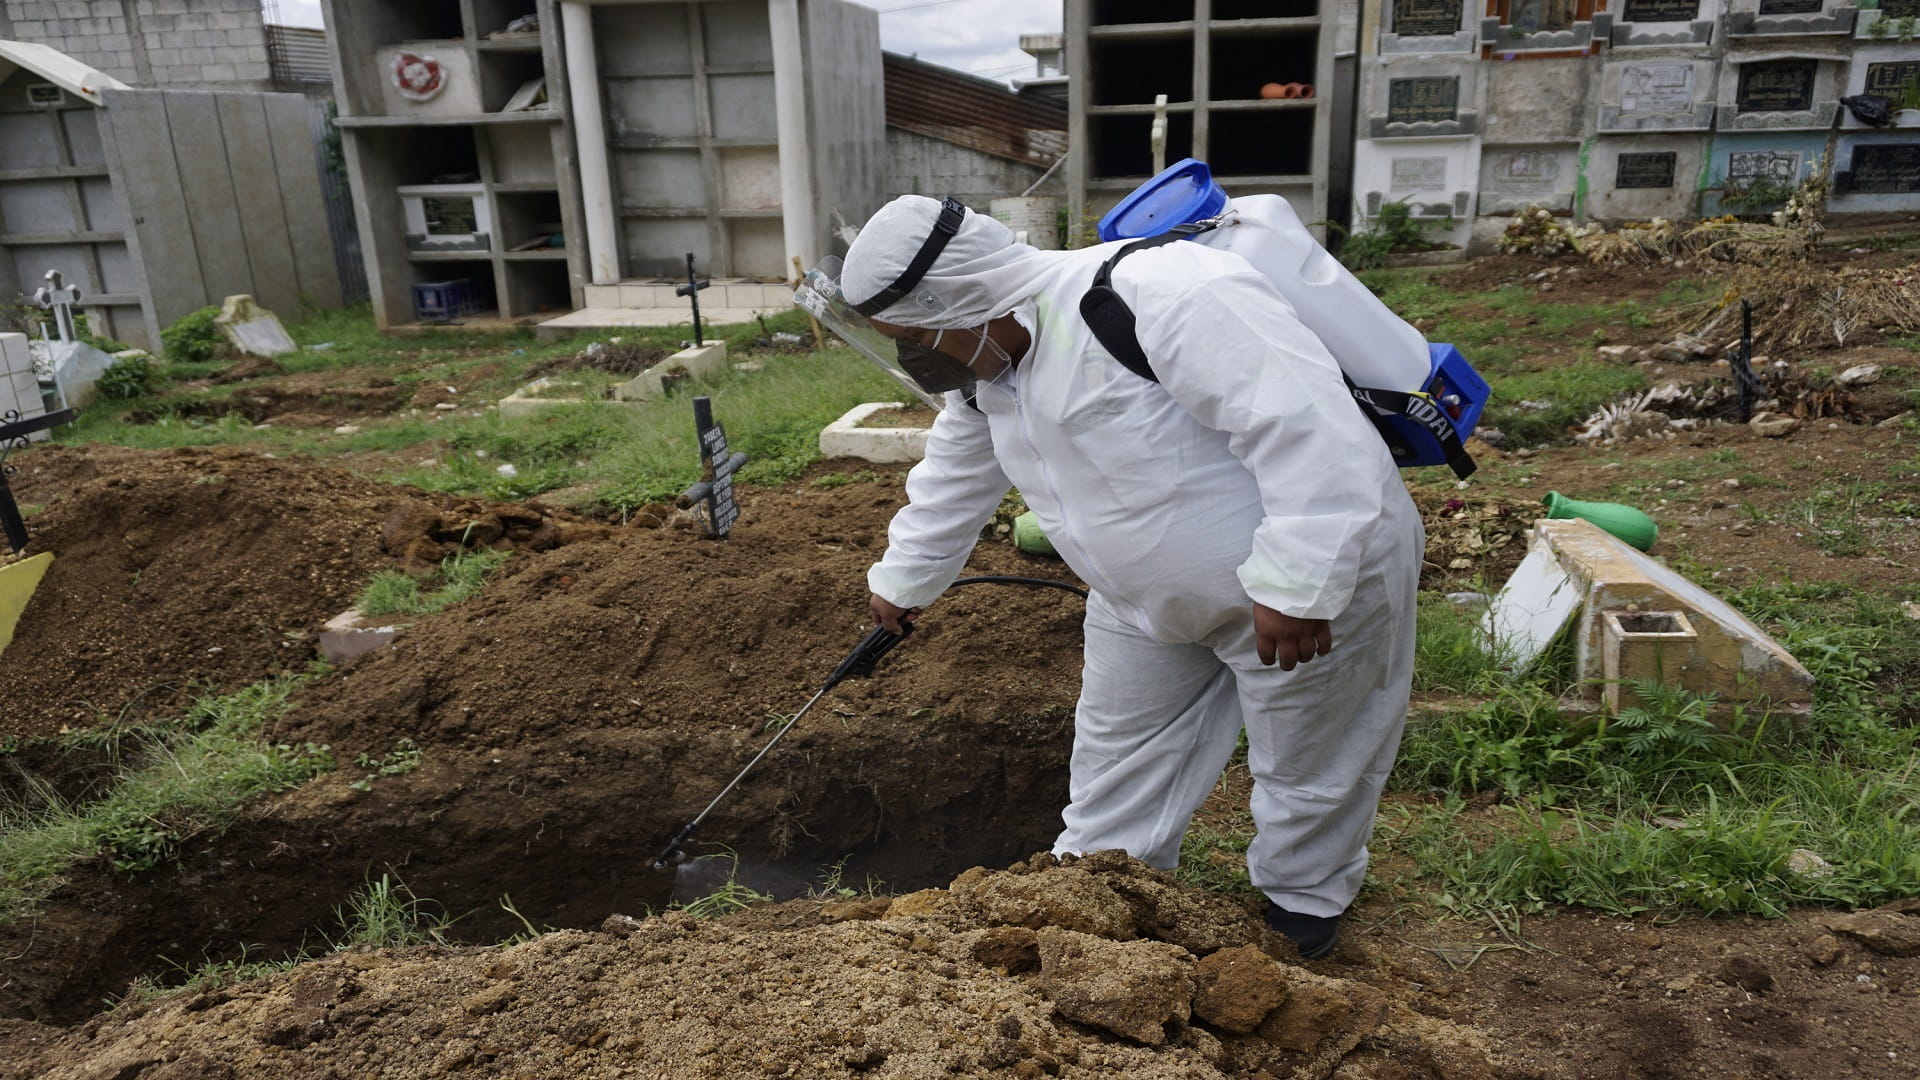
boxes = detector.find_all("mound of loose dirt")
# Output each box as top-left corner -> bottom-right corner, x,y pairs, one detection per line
0,447 -> 603,739
524,342 -> 671,381
0,853 -> 1500,1080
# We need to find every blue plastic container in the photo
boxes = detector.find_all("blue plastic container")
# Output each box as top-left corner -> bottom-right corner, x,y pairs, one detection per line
1379,344 -> 1489,468
412,279 -> 481,322
1097,158 -> 1229,242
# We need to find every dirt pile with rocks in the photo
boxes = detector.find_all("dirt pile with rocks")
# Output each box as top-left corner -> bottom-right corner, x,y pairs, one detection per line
0,853 -> 1500,1080
0,446 -> 605,739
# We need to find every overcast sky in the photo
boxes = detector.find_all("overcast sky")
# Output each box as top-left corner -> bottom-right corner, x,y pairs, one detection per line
266,1 -> 1061,84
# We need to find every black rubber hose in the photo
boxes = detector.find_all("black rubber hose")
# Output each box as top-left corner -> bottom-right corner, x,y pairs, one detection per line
950,575 -> 1089,600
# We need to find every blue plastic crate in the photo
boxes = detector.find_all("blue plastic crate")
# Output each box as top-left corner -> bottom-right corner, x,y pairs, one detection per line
412,279 -> 481,322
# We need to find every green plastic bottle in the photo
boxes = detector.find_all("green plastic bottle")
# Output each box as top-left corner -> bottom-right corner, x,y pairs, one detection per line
1542,491 -> 1658,552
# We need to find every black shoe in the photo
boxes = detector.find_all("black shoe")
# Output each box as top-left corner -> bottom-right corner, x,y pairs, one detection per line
1263,901 -> 1342,960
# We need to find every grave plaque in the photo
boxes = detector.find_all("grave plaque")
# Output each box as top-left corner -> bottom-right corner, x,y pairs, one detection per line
1387,77 -> 1460,125
1616,152 -> 1678,188
1391,157 -> 1450,191
1757,0 -> 1822,13
1490,149 -> 1562,189
1622,0 -> 1698,21
1506,0 -> 1578,31
1619,64 -> 1696,117
1393,0 -> 1464,35
1865,62 -> 1920,97
1737,61 -> 1816,113
1849,144 -> 1920,195
1729,149 -> 1801,183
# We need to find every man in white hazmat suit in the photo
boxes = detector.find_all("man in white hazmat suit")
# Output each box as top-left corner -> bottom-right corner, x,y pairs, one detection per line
840,195 -> 1424,959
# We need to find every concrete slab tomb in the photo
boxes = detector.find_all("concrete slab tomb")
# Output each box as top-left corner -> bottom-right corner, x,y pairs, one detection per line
1484,518 -> 1814,721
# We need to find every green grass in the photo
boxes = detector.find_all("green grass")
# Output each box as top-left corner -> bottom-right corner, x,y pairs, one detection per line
332,873 -> 450,949
356,548 -> 511,618
1413,595 -> 1508,695
0,680 -> 331,917
1373,580 -> 1920,920
1482,364 -> 1647,446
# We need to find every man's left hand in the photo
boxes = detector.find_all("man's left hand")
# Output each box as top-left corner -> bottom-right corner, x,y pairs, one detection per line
1254,604 -> 1332,670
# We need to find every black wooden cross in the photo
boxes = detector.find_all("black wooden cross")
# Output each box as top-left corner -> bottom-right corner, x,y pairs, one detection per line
1,408 -> 74,553
677,397 -> 748,540
676,252 -> 710,347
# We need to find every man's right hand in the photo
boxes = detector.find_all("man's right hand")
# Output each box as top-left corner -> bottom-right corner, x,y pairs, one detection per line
870,594 -> 920,635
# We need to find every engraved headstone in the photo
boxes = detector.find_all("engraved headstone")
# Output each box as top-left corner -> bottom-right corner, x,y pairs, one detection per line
1393,0 -> 1465,35
1757,0 -> 1822,13
1623,0 -> 1698,21
1737,61 -> 1816,113
1391,157 -> 1450,191
1387,77 -> 1460,125
1848,144 -> 1920,195
1488,149 -> 1563,190
1729,150 -> 1802,183
1616,152 -> 1678,189
213,295 -> 299,358
1865,62 -> 1920,97
1619,64 -> 1695,117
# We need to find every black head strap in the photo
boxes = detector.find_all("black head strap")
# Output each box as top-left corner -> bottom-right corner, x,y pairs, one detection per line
852,197 -> 967,318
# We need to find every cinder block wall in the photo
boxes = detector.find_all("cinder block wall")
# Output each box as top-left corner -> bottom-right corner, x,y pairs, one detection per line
0,0 -> 272,90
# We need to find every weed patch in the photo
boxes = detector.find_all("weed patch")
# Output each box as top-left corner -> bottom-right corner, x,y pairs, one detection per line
355,548 -> 510,619
0,680 -> 331,916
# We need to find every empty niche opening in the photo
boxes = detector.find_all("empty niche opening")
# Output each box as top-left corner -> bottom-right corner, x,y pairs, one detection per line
505,261 -> 571,316
1213,0 -> 1321,18
1612,612 -> 1691,635
371,4 -> 465,44
1091,111 -> 1194,179
1089,37 -> 1195,105
495,191 -> 564,251
1091,0 -> 1196,25
1208,110 -> 1314,177
381,128 -> 480,186
1210,30 -> 1319,102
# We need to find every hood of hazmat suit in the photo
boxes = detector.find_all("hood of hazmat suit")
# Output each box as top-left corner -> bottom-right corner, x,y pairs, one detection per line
850,195 -> 1421,647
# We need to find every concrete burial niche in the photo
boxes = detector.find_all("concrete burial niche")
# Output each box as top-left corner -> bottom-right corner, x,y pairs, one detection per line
1484,519 -> 1814,722
0,42 -> 342,353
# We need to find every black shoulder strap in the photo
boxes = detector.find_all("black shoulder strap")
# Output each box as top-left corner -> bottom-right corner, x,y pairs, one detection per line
1077,225 -> 1477,480
1077,223 -> 1215,383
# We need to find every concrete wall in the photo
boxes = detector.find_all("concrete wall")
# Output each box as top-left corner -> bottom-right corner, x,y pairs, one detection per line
802,0 -> 885,261
95,87 -> 341,348
884,129 -> 1060,210
1,0 -> 272,90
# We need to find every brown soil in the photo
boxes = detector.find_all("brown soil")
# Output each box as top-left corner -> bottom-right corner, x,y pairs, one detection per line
0,446 -> 604,739
523,342 -> 670,381
860,404 -> 939,429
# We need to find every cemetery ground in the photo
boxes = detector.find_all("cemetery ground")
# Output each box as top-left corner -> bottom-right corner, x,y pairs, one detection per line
1,241 -> 1918,1078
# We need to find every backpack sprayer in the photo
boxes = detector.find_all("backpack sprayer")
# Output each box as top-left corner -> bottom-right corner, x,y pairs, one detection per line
650,575 -> 1088,876
1087,158 -> 1488,480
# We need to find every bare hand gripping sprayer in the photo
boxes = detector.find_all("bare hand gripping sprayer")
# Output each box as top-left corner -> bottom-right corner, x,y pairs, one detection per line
1086,158 -> 1488,480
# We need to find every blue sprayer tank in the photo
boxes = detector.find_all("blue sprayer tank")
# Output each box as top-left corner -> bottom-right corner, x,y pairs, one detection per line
1097,159 -> 1487,469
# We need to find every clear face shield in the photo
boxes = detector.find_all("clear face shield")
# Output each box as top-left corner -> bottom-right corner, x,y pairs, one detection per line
794,256 -> 962,408
792,197 -> 1014,407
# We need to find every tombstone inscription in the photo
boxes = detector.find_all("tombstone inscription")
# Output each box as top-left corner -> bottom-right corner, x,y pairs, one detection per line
1620,64 -> 1696,117
1738,62 -> 1816,113
1865,62 -> 1920,97
1393,0 -> 1465,35
1387,77 -> 1460,125
1622,0 -> 1698,21
1848,144 -> 1920,195
1729,150 -> 1801,183
1617,152 -> 1679,188
1391,157 -> 1450,191
679,397 -> 748,540
1757,0 -> 1823,13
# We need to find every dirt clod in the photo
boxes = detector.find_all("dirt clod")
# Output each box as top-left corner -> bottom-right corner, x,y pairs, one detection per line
1193,945 -> 1290,1034
1718,956 -> 1776,993
1035,926 -> 1194,1045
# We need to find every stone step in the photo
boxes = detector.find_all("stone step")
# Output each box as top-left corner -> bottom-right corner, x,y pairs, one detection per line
536,307 -> 771,340
581,280 -> 795,311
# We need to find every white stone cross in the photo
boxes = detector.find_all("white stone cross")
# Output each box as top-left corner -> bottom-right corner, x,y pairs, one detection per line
32,270 -> 83,344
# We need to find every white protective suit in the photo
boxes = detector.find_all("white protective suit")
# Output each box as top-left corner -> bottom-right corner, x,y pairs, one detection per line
847,197 -> 1424,917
